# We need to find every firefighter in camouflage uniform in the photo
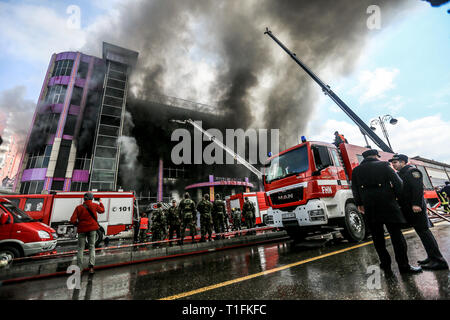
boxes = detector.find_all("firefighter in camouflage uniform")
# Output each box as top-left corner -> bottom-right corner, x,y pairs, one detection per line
197,194 -> 214,242
212,194 -> 226,239
243,197 -> 256,235
151,203 -> 166,247
167,199 -> 182,246
179,192 -> 197,244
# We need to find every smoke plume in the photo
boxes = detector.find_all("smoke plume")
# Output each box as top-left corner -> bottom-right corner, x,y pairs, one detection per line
84,0 -> 410,150
0,86 -> 35,153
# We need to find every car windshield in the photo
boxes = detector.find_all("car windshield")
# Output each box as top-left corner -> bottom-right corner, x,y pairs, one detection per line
1,202 -> 34,223
265,145 -> 309,183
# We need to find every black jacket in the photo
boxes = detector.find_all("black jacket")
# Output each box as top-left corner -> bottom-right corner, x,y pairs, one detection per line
397,165 -> 427,225
351,158 -> 405,224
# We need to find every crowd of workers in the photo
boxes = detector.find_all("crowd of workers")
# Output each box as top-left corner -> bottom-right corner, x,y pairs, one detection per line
135,192 -> 257,246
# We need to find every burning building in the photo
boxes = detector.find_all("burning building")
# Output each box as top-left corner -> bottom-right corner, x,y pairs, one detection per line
15,43 -> 263,201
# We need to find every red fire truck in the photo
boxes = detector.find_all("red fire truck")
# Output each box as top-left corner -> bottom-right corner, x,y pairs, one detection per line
1,191 -> 137,246
261,29 -> 444,242
225,192 -> 270,225
263,141 -> 442,242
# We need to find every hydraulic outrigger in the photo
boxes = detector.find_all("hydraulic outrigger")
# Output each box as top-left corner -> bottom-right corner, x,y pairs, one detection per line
264,28 -> 394,153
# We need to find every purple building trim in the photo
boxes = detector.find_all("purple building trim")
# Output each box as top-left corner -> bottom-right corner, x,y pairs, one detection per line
55,52 -> 77,61
72,170 -> 90,182
68,105 -> 81,115
185,181 -> 254,190
63,178 -> 71,191
75,78 -> 87,87
53,177 -> 65,181
62,135 -> 73,140
48,75 -> 71,86
81,55 -> 91,63
21,168 -> 47,182
44,177 -> 53,191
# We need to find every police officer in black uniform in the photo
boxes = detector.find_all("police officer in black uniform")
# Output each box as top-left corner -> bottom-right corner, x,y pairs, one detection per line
390,154 -> 449,270
351,149 -> 422,274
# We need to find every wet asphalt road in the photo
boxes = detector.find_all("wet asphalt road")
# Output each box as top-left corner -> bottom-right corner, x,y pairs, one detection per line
0,223 -> 449,300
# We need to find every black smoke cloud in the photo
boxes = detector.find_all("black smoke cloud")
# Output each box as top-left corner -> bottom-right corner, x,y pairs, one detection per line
84,0 -> 411,149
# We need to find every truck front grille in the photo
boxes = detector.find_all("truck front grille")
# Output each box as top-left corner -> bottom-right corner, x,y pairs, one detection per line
270,187 -> 303,206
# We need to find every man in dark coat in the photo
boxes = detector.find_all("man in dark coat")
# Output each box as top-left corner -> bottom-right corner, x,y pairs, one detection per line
390,154 -> 448,270
351,149 -> 422,274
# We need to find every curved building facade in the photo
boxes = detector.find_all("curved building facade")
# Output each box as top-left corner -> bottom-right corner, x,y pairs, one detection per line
15,43 -> 138,194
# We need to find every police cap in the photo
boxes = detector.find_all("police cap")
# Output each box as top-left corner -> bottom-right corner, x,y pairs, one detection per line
389,154 -> 408,163
362,149 -> 380,159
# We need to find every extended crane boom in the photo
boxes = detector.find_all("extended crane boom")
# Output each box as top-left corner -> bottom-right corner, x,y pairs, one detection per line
264,28 -> 394,153
170,119 -> 263,180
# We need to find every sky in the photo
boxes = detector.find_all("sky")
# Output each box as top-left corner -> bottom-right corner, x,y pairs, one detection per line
0,0 -> 449,163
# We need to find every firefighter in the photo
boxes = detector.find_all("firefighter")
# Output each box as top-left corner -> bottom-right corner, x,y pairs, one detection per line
138,212 -> 149,243
436,187 -> 450,213
439,181 -> 450,213
232,208 -> 242,235
390,154 -> 448,270
351,149 -> 422,274
179,192 -> 197,244
167,199 -> 182,246
197,194 -> 214,242
212,194 -> 226,239
243,197 -> 256,235
151,203 -> 166,247
333,131 -> 348,148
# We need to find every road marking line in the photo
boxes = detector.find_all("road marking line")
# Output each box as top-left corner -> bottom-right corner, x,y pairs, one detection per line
159,222 -> 446,300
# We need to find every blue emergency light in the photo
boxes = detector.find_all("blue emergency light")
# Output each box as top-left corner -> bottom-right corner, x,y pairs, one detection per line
301,136 -> 307,143
268,152 -> 272,157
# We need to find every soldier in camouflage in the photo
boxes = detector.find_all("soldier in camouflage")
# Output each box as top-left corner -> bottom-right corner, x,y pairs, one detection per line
197,194 -> 214,242
179,192 -> 197,244
167,199 -> 182,246
243,197 -> 256,235
232,208 -> 242,234
212,194 -> 226,239
151,203 -> 166,247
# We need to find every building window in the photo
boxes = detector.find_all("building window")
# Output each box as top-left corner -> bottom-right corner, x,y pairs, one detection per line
63,114 -> 77,136
46,85 -> 67,104
24,198 -> 44,212
20,180 -> 44,194
77,61 -> 89,79
70,86 -> 83,106
52,59 -> 74,77
51,180 -> 65,191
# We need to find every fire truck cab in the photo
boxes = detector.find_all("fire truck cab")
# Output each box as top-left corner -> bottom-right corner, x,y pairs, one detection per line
263,140 -> 441,242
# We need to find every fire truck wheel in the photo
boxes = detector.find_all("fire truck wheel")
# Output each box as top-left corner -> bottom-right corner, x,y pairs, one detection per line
0,246 -> 21,260
341,203 -> 366,242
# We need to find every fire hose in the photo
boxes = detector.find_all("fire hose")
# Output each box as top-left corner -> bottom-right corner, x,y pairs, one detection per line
427,207 -> 450,223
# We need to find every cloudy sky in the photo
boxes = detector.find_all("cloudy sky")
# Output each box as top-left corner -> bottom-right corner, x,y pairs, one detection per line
0,0 -> 449,162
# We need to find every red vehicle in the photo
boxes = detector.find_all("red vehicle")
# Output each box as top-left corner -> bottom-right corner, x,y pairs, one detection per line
1,191 -> 137,246
263,141 -> 443,242
0,198 -> 57,259
225,192 -> 269,225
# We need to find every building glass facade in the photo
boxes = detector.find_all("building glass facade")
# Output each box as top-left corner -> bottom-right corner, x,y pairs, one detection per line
15,43 -> 138,194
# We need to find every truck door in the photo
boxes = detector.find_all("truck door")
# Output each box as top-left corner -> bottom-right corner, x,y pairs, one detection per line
0,206 -> 13,240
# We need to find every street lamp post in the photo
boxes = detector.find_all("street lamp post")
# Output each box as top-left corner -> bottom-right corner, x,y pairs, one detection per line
370,115 -> 398,152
